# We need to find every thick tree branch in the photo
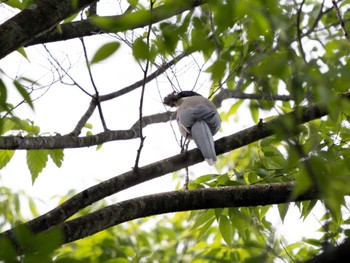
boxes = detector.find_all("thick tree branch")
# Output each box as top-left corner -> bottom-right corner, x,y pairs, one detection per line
0,102 -> 329,247
0,98 -> 329,150
25,0 -> 206,47
0,130 -> 136,150
0,182 -> 323,254
0,0 -> 98,59
58,183 -> 321,244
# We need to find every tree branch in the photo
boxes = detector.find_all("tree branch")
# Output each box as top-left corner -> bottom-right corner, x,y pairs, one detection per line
0,96 -> 328,150
0,182 -> 322,254
99,49 -> 192,102
0,102 -> 330,248
59,183 -> 320,244
68,98 -> 97,136
0,0 -> 98,59
211,89 -> 293,107
0,130 -> 137,149
24,0 -> 206,47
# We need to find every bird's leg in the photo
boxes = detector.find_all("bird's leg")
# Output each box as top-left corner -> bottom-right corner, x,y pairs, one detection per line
180,135 -> 190,153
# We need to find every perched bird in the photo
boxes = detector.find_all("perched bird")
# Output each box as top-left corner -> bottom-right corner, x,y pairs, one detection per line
163,91 -> 221,165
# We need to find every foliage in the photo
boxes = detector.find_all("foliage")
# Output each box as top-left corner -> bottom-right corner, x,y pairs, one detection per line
1,0 -> 350,262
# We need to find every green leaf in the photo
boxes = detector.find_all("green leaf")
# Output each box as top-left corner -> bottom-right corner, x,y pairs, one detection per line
84,123 -> 93,129
96,144 -> 103,151
132,37 -> 149,61
105,258 -> 131,263
191,209 -> 215,230
197,218 -> 215,241
3,0 -> 23,9
29,198 -> 40,217
0,150 -> 15,169
92,9 -> 151,32
49,149 -> 64,168
191,174 -> 215,184
249,100 -> 259,123
91,42 -> 121,64
278,203 -> 289,222
219,215 -> 232,246
214,208 -> 224,220
26,150 -> 49,183
13,80 -> 34,110
221,100 -> 243,122
158,22 -> 180,54
127,0 -> 138,6
303,238 -> 322,247
0,79 -> 8,110
299,200 -> 317,220
0,235 -> 17,261
205,59 -> 226,82
17,47 -> 29,61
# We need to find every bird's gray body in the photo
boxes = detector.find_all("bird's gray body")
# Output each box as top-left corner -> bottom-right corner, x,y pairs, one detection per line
175,95 -> 221,165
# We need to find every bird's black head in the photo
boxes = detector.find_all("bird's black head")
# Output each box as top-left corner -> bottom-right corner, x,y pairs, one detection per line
163,91 -> 202,107
177,91 -> 201,98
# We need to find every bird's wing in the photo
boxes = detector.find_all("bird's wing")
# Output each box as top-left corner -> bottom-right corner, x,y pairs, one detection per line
178,104 -> 220,136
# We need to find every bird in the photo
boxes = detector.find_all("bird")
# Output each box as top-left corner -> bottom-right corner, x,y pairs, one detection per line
163,90 -> 221,165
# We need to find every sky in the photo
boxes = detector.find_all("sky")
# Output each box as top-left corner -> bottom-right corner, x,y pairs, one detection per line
0,0 -> 325,246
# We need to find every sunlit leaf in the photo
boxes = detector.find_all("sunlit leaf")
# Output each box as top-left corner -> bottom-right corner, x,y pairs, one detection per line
27,150 -> 49,184
91,42 -> 121,64
49,149 -> 64,168
191,209 -> 215,230
0,79 -> 8,111
132,37 -> 149,61
17,47 -> 29,61
13,80 -> 34,110
2,0 -> 23,9
249,100 -> 259,123
278,203 -> 289,223
0,150 -> 15,169
219,215 -> 232,246
84,123 -> 93,129
0,235 -> 17,261
197,218 -> 215,241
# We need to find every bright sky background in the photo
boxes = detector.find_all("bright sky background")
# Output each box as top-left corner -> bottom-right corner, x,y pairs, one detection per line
0,0 -> 325,246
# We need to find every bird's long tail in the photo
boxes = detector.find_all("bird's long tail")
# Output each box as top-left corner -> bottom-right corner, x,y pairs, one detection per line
191,121 -> 216,165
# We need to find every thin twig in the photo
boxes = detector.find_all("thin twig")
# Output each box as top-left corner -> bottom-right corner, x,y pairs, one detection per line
134,0 -> 155,170
332,0 -> 349,39
99,50 -> 192,102
280,241 -> 296,263
297,0 -> 307,63
80,37 -> 109,131
43,45 -> 92,97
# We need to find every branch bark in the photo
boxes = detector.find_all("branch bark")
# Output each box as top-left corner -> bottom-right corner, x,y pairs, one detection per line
0,102 -> 329,250
212,89 -> 293,107
0,0 -> 98,59
0,90 -> 304,150
0,182 -> 321,255
54,183 -> 321,244
25,0 -> 206,47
